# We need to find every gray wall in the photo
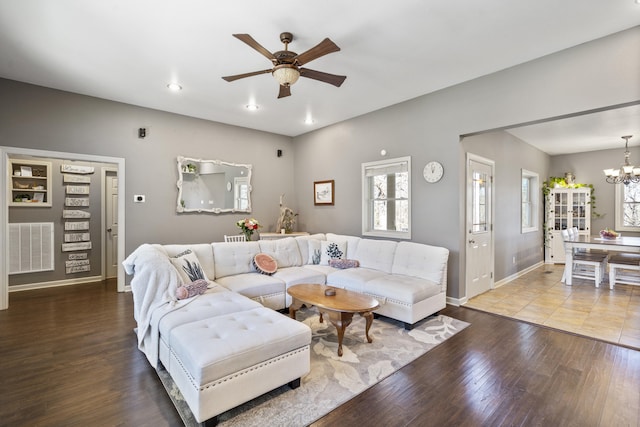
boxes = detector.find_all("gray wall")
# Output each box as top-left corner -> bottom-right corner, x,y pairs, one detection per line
292,26 -> 639,299
0,79 -> 295,257
9,157 -> 111,285
461,131 -> 550,280
551,146 -> 640,237
1,26 -> 638,299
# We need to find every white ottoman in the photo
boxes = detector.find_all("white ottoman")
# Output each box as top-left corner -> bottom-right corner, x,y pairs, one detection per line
166,307 -> 311,425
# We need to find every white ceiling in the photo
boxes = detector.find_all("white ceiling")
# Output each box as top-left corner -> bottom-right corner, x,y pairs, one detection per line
0,1 -> 638,152
505,103 -> 640,155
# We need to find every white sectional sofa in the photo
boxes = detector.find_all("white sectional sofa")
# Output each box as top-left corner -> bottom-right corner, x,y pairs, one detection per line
124,233 -> 449,425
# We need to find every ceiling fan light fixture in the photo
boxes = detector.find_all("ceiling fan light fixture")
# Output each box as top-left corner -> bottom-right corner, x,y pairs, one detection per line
272,64 -> 300,87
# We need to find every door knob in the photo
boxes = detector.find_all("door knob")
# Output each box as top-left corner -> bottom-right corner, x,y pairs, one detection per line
107,228 -> 112,232
469,239 -> 476,244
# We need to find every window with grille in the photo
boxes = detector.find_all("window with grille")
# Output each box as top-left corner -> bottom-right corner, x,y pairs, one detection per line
362,156 -> 411,239
615,181 -> 640,231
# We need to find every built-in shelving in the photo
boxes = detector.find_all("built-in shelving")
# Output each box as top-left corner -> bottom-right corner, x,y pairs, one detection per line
8,159 -> 52,207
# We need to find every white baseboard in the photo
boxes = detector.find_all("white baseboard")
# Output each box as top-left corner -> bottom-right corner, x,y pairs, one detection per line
9,275 -> 103,292
493,261 -> 544,288
446,296 -> 467,307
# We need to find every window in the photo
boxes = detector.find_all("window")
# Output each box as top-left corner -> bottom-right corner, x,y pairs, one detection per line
615,181 -> 640,231
362,156 -> 411,239
521,169 -> 539,233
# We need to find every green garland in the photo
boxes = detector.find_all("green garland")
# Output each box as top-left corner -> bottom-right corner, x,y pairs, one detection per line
542,177 -> 600,217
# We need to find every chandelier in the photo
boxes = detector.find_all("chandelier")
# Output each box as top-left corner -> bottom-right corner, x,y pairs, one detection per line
603,135 -> 638,185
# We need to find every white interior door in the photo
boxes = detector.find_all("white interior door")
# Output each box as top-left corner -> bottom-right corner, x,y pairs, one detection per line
105,171 -> 118,279
465,154 -> 494,300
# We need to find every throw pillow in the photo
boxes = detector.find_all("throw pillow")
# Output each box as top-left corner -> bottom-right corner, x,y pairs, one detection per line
329,259 -> 360,269
176,279 -> 208,300
308,239 -> 322,265
320,241 -> 347,265
253,253 -> 278,275
169,249 -> 209,284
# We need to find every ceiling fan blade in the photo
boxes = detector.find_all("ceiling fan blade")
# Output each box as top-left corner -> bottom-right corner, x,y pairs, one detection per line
300,68 -> 347,87
278,85 -> 291,98
232,34 -> 276,62
222,69 -> 272,82
294,38 -> 340,66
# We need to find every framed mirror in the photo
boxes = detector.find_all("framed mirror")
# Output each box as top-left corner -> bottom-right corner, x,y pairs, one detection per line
176,156 -> 252,213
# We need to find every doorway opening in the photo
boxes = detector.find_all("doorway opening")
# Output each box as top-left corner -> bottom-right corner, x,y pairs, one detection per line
1,147 -> 126,310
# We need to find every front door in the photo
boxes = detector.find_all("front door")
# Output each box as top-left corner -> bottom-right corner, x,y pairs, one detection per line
465,154 -> 494,299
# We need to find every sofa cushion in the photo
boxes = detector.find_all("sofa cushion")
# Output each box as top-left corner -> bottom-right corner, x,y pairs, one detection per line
253,253 -> 278,275
157,287 -> 262,348
169,307 -> 311,386
176,279 -> 209,299
325,233 -> 361,259
392,242 -> 449,285
326,267 -> 388,293
308,239 -> 322,265
272,266 -> 326,287
212,241 -> 261,278
364,274 -> 442,304
169,249 -> 210,284
320,240 -> 347,265
158,244 -> 216,281
329,259 -> 359,269
353,239 -> 398,273
258,237 -> 302,268
295,234 -> 325,265
214,273 -> 285,300
303,264 -> 339,276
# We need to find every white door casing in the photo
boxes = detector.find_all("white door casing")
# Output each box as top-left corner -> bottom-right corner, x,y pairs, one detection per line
1,147 -> 126,310
465,153 -> 495,300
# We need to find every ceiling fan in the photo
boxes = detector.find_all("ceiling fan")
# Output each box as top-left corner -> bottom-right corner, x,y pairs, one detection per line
222,32 -> 346,99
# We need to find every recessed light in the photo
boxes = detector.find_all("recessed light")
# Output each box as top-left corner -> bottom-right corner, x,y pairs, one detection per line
245,104 -> 259,111
167,83 -> 182,91
304,117 -> 315,125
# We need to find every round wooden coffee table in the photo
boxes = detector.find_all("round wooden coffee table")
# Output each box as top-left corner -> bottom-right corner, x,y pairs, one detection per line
287,284 -> 380,356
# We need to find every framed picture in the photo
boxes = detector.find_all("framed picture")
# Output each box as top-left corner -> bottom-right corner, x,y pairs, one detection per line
314,180 -> 335,205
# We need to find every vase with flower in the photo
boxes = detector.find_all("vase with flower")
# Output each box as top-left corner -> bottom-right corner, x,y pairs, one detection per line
236,218 -> 261,241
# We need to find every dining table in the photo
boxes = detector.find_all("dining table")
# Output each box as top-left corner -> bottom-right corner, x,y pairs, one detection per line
563,234 -> 640,285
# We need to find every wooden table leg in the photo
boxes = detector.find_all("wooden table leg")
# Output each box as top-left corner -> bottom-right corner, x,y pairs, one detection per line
323,310 -> 354,357
362,311 -> 374,343
289,298 -> 303,319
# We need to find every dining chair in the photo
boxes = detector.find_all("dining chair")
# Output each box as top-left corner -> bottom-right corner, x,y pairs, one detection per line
224,235 -> 246,242
561,229 -> 608,287
608,253 -> 640,289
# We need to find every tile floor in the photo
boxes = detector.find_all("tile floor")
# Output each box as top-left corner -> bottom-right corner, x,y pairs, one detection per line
464,263 -> 640,349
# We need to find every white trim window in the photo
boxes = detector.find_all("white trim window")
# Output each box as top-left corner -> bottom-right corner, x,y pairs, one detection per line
521,169 -> 539,233
615,181 -> 640,231
362,156 -> 411,239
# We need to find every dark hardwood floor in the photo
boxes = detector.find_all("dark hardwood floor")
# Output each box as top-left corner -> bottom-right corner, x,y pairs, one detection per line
1,282 -> 638,426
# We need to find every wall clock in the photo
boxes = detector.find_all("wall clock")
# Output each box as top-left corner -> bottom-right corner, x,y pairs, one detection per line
423,161 -> 444,183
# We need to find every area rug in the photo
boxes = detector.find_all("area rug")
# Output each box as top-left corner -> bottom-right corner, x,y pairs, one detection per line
158,308 -> 469,426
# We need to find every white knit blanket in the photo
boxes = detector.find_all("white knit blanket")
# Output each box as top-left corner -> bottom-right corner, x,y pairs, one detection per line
123,244 -> 189,367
